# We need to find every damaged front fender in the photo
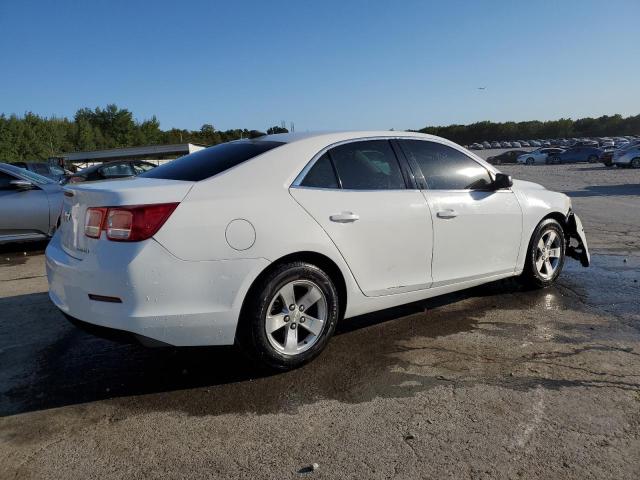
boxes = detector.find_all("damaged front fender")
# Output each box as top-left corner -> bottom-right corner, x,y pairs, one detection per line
566,212 -> 590,267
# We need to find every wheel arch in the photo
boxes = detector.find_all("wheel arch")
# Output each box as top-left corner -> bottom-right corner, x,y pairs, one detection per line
239,251 -> 348,326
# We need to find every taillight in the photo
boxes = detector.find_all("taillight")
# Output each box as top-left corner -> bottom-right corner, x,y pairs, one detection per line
85,208 -> 107,238
84,203 -> 178,242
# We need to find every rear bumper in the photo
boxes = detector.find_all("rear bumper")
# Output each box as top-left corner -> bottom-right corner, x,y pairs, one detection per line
46,234 -> 269,346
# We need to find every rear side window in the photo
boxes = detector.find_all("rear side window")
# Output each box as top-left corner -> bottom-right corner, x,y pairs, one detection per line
400,140 -> 492,190
300,153 -> 339,189
30,163 -> 49,174
142,141 -> 284,181
100,163 -> 134,177
329,140 -> 406,190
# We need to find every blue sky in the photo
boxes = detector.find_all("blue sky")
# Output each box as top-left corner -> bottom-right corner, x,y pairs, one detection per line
1,0 -> 639,131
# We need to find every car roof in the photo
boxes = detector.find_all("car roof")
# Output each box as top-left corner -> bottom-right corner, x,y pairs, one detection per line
254,130 -> 443,145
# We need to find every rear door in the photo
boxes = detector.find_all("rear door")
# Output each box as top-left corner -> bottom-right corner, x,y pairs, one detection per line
0,170 -> 51,237
397,139 -> 522,287
290,139 -> 433,297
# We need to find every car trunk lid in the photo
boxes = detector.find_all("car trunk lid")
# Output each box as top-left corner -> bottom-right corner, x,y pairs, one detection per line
59,177 -> 194,260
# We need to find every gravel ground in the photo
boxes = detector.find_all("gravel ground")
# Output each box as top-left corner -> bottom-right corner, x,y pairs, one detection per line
1,164 -> 639,479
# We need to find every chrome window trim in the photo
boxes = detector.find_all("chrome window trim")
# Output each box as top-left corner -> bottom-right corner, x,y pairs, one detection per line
291,135 -> 496,191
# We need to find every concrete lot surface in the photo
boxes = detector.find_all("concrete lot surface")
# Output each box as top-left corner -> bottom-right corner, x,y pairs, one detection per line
1,164 -> 639,479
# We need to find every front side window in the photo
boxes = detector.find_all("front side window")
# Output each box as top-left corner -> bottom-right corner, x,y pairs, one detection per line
399,140 -> 492,190
0,171 -> 17,189
328,140 -> 405,190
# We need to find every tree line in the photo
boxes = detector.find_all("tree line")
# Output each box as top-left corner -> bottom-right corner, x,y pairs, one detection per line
0,104 -> 638,162
0,104 -> 286,163
415,114 -> 640,145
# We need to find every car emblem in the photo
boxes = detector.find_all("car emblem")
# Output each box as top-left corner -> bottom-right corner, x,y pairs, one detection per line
64,211 -> 71,222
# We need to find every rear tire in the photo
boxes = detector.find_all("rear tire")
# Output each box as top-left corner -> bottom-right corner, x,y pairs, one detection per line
236,262 -> 339,371
520,219 -> 566,289
526,157 -> 535,165
631,158 -> 640,169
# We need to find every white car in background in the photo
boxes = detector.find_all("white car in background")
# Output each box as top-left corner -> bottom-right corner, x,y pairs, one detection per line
46,132 -> 590,370
517,148 -> 565,165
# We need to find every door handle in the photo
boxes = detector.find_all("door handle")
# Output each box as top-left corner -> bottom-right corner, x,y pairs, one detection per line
436,209 -> 458,219
330,211 -> 360,223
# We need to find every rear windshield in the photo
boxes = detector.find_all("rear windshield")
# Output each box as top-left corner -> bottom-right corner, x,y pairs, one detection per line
141,140 -> 284,181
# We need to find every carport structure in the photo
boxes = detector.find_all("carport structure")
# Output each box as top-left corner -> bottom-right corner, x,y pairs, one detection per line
55,143 -> 206,170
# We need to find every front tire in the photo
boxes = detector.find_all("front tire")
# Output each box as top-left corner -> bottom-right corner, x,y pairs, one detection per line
526,157 -> 535,165
631,157 -> 640,169
520,219 -> 566,288
237,262 -> 339,371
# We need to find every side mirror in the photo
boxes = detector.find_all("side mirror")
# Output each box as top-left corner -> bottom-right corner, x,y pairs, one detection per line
9,179 -> 35,190
492,173 -> 513,190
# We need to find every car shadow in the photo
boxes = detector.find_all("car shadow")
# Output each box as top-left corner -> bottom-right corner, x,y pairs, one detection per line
0,279 -> 527,416
564,184 -> 640,197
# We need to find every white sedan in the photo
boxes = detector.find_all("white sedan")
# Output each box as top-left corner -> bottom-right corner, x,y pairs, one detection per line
517,148 -> 565,165
46,132 -> 590,370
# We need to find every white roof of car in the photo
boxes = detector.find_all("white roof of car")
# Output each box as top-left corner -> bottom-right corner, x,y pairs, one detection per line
258,130 -> 437,144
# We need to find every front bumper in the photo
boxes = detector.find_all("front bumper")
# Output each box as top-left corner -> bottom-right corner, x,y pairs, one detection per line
566,212 -> 590,267
46,234 -> 269,346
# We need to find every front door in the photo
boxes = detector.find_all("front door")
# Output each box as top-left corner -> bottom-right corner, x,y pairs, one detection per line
398,139 -> 522,286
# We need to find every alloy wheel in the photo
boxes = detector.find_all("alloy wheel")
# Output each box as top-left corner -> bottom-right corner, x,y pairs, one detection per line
264,280 -> 328,356
535,230 -> 562,279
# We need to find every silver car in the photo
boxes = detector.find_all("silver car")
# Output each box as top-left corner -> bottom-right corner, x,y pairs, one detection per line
612,143 -> 640,168
0,163 -> 63,244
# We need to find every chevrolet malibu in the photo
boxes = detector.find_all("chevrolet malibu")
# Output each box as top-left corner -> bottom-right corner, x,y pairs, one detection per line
46,132 -> 590,370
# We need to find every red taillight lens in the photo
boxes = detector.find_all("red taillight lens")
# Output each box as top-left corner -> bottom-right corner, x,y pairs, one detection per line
84,208 -> 107,238
83,203 -> 178,242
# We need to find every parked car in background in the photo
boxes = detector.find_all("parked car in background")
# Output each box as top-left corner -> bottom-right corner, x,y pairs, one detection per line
0,163 -> 63,244
470,143 -> 484,150
576,140 -> 599,148
490,141 -> 501,149
519,140 -> 530,147
548,146 -> 602,164
487,149 -> 528,165
599,139 -> 614,148
612,142 -> 640,168
482,141 -> 491,149
599,146 -> 617,167
501,141 -> 512,148
45,131 -> 590,370
10,161 -> 70,182
63,160 -> 157,184
529,140 -> 541,147
517,148 -> 565,165
542,140 -> 552,147
511,141 -> 522,148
